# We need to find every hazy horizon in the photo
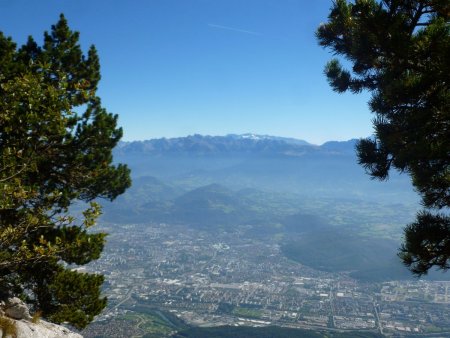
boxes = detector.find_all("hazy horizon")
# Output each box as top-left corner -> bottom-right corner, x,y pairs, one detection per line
117,132 -> 363,146
0,0 -> 373,145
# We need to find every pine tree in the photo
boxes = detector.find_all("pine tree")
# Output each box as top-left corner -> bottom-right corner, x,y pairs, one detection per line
317,0 -> 449,275
0,15 -> 131,328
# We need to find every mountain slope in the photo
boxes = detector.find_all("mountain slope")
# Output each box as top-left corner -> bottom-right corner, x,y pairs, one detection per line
114,134 -> 416,203
101,176 -> 183,223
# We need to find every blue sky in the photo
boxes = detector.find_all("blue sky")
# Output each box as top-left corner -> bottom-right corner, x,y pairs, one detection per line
0,0 -> 373,144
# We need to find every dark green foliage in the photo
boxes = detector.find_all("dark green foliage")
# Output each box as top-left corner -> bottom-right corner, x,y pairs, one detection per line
46,269 -> 106,329
0,15 -> 130,328
401,211 -> 450,275
317,0 -> 450,275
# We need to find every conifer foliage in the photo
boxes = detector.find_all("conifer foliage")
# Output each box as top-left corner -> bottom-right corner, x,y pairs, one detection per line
317,0 -> 449,275
0,15 -> 131,328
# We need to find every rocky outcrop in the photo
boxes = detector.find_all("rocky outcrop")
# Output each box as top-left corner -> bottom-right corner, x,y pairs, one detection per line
3,298 -> 32,321
4,319 -> 82,338
0,298 -> 82,338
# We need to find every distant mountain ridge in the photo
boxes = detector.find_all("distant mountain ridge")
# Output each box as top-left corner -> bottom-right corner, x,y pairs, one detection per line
115,134 -> 346,156
112,133 -> 414,202
226,133 -> 312,146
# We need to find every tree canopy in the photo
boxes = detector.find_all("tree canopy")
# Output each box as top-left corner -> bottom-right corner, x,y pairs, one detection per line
317,0 -> 449,275
0,15 -> 131,328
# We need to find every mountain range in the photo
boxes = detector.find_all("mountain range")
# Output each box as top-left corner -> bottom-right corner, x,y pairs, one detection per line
113,134 -> 415,202
115,134 -> 314,155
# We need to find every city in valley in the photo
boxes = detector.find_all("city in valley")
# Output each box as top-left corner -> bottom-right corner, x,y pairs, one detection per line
81,223 -> 450,338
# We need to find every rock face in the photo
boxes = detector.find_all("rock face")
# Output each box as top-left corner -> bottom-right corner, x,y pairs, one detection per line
4,297 -> 32,321
6,319 -> 83,338
0,298 -> 82,338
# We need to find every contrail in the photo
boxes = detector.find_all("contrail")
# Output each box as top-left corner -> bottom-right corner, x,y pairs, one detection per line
208,23 -> 261,36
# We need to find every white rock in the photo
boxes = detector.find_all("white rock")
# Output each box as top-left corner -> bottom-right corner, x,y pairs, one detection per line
4,298 -> 31,321
1,297 -> 82,338
0,318 -> 83,338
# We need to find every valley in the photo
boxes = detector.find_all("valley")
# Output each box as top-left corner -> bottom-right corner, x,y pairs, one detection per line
79,135 -> 450,337
81,223 -> 450,338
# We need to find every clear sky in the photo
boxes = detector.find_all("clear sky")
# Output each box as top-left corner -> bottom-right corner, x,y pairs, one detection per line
0,0 -> 374,144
